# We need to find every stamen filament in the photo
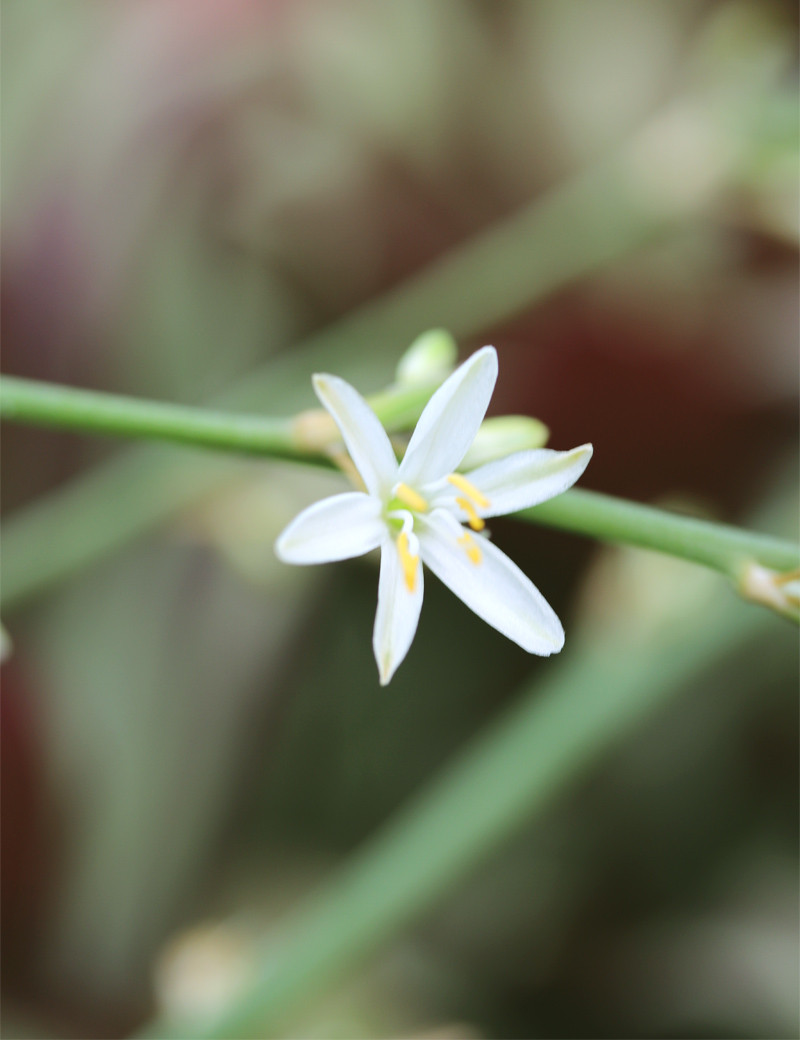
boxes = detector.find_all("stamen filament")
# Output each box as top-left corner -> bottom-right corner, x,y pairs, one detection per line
455,496 -> 485,532
395,482 -> 429,513
457,531 -> 482,565
447,473 -> 490,509
397,532 -> 419,591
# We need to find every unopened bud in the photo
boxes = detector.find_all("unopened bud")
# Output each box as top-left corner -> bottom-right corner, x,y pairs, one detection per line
395,330 -> 458,385
291,408 -> 340,452
460,416 -> 549,469
738,563 -> 800,621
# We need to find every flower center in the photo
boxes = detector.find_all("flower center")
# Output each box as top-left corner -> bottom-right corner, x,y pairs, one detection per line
394,482 -> 428,513
388,474 -> 491,590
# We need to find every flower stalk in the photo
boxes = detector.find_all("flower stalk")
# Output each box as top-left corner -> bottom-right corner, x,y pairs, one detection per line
0,374 -> 440,464
523,489 -> 799,583
1,373 -> 798,618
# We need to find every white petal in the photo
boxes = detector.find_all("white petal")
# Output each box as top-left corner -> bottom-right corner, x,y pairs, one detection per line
418,510 -> 564,655
399,346 -> 498,486
373,536 -> 423,685
463,444 -> 593,518
275,492 -> 384,564
312,374 -> 398,497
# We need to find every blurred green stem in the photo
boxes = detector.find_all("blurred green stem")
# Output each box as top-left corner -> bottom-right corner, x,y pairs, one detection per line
136,594 -> 776,1040
2,376 -> 797,604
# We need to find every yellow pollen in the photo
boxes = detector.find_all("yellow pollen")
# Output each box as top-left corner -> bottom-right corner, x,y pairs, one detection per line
457,532 -> 482,566
397,532 -> 419,591
395,482 -> 428,512
455,496 -> 485,532
447,473 -> 490,509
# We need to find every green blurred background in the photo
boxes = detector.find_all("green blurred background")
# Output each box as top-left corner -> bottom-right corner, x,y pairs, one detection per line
1,1 -> 798,1037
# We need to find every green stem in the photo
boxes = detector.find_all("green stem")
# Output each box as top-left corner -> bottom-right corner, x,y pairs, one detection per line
522,488 -> 799,578
1,376 -> 297,458
136,593 -> 776,1040
2,376 -> 798,607
0,375 -> 438,464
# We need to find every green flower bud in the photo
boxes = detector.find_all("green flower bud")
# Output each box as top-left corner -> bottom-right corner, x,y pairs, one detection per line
460,416 -> 550,469
395,330 -> 458,385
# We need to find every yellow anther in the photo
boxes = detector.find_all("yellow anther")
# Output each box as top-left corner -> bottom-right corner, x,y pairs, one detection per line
455,496 -> 485,532
395,483 -> 428,513
397,532 -> 419,592
447,473 -> 490,509
457,532 -> 482,566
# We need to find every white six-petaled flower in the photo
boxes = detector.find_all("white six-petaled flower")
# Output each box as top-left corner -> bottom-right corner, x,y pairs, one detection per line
275,346 -> 592,685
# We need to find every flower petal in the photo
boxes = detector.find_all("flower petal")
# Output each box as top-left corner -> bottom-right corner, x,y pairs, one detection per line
373,535 -> 424,685
275,492 -> 383,564
418,510 -> 564,655
399,346 -> 498,487
312,374 -> 398,496
461,444 -> 593,518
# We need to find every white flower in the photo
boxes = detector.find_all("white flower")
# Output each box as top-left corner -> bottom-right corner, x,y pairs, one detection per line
275,346 -> 593,685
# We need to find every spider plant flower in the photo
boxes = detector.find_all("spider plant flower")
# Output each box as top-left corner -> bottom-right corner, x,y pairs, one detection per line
276,346 -> 592,685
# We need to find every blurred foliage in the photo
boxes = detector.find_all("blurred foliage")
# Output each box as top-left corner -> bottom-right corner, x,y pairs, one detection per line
1,2 -> 798,1039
